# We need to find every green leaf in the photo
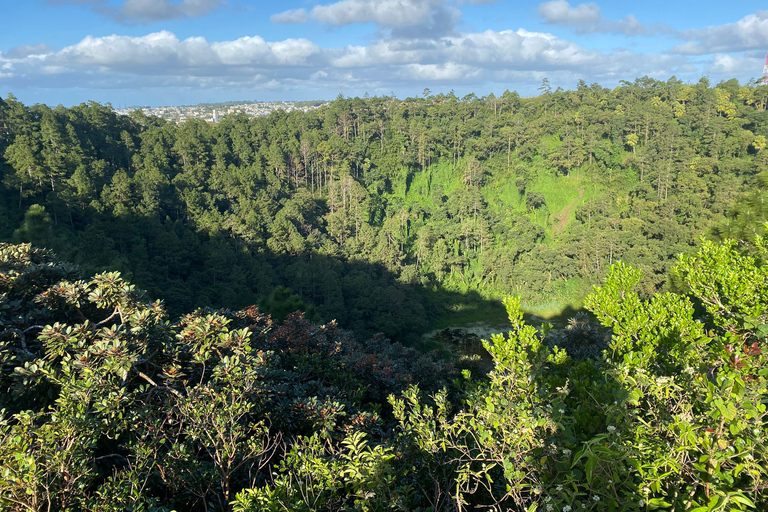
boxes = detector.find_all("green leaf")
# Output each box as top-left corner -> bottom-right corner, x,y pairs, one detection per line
585,456 -> 596,486
730,494 -> 756,508
647,498 -> 672,510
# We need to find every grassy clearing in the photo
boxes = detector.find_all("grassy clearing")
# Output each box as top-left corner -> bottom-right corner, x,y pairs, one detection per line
426,275 -> 591,332
521,276 -> 590,320
482,175 -> 523,213
426,292 -> 509,331
400,160 -> 467,210
532,175 -> 583,215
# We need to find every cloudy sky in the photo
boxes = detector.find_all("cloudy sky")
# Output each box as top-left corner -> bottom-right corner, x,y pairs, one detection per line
1,0 -> 768,107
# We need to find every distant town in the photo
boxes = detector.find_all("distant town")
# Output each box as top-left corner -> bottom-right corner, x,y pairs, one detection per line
114,100 -> 327,123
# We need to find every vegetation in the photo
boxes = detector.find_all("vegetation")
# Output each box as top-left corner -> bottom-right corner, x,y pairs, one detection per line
2,76 -> 768,510
1,231 -> 766,510
0,242 -> 456,511
2,76 -> 767,343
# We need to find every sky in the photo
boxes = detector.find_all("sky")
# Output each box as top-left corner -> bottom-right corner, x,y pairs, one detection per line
1,0 -> 768,107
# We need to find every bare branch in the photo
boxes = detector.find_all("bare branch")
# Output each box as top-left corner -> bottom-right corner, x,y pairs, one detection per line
136,370 -> 183,398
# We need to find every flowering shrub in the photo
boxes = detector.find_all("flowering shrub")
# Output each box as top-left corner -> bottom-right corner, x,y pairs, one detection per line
0,243 -> 454,511
2,234 -> 766,511
391,234 -> 768,511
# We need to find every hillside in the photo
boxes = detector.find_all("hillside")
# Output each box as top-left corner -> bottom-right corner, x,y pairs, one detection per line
1,77 -> 767,342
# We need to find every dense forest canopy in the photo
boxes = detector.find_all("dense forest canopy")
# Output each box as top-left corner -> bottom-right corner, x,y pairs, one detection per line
2,77 -> 768,511
1,76 -> 767,343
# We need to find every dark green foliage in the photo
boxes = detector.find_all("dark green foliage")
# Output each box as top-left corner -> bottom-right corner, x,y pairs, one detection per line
2,77 -> 768,509
2,228 -> 767,511
2,78 -> 766,338
389,236 -> 768,511
0,244 -> 455,511
544,311 -> 610,361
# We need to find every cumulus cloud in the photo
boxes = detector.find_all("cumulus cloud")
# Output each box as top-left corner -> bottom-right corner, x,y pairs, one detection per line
272,0 -> 463,37
0,28 -> 692,96
538,0 -> 600,25
671,11 -> 768,55
270,9 -> 308,24
324,27 -> 688,88
52,31 -> 320,70
405,63 -> 478,81
330,29 -> 603,70
537,0 -> 670,36
710,54 -> 763,75
47,0 -> 226,24
4,43 -> 55,59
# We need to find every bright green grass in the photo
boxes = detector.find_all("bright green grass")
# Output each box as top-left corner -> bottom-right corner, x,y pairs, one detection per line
396,160 -> 467,208
426,274 -> 592,332
383,159 -> 607,330
520,276 -> 590,319
482,174 -> 524,213
427,296 -> 509,331
531,175 -> 582,214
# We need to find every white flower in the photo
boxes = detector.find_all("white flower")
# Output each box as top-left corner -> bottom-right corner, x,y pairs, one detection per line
547,505 -> 554,512
592,495 -> 600,501
559,408 -> 565,414
562,449 -> 572,456
556,485 -> 563,491
638,499 -> 645,507
562,506 -> 572,512
607,425 -> 616,432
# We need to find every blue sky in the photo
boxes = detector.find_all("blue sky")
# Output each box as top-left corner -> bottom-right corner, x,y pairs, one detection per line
1,0 -> 768,107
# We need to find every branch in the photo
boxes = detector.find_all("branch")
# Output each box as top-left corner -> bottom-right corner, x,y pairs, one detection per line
136,370 -> 183,398
94,453 -> 129,462
0,328 -> 36,358
95,307 -> 121,327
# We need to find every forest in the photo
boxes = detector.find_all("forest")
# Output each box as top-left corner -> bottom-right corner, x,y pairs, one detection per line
1,76 -> 768,511
1,76 -> 768,340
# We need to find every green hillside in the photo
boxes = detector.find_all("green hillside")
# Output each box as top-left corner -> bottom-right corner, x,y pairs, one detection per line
1,77 -> 767,339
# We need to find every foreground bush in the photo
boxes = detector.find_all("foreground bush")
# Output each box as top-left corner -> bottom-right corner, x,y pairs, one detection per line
384,233 -> 767,511
2,234 -> 767,511
0,243 -> 453,512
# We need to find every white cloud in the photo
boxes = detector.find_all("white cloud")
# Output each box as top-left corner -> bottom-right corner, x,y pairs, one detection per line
330,29 -> 603,70
4,43 -> 56,59
405,62 -> 477,80
310,0 -> 443,27
538,0 -> 600,25
672,11 -> 768,55
47,0 -> 225,24
710,54 -> 761,75
537,0 -> 670,37
52,31 -> 320,70
271,9 -> 308,24
0,28 -> 698,96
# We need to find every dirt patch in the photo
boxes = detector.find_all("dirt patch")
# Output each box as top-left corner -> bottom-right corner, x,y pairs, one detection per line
552,187 -> 584,236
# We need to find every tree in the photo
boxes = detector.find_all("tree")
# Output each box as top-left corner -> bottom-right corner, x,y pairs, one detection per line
394,234 -> 768,511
